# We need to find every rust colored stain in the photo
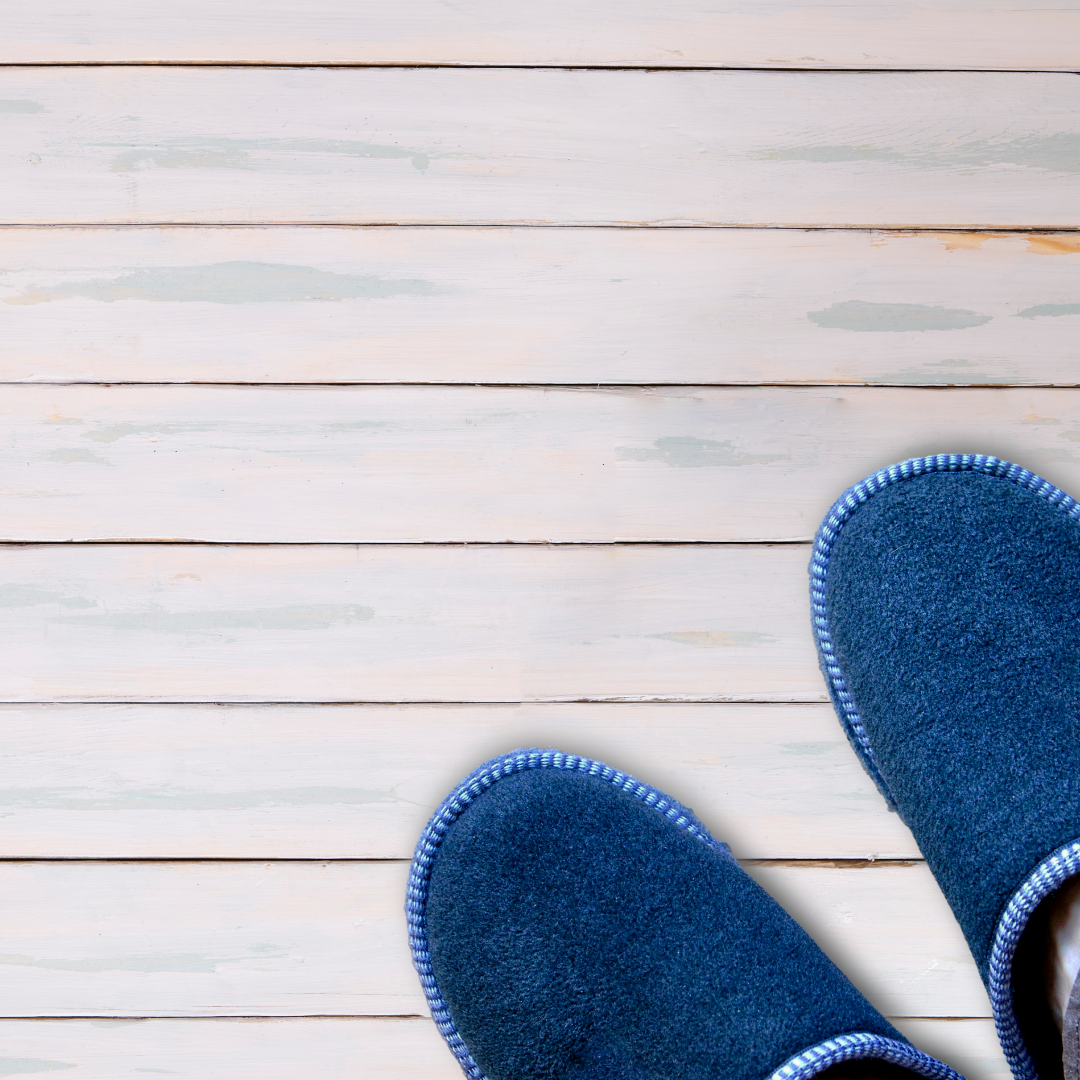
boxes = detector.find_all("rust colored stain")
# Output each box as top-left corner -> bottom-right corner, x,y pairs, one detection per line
871,232 -> 1009,251
929,232 -> 1009,251
873,232 -> 1080,255
1028,236 -> 1080,255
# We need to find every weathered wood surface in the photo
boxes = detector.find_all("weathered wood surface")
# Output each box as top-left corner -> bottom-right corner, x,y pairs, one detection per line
0,1018 -> 462,1080
3,70 -> 1079,226
5,385 -> 1080,542
0,702 -> 917,860
0,860 -> 986,1018
0,17 -> 1057,1077
3,0 -> 1078,71
0,543 -> 820,703
0,1017 -> 1011,1080
893,1021 -> 1010,1080
746,862 -> 989,1018
4,228 -> 1080,386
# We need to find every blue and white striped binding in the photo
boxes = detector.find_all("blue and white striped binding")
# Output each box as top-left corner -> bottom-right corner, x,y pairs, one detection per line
809,453 -> 1080,1080
406,748 -> 964,1080
990,842 -> 1080,1080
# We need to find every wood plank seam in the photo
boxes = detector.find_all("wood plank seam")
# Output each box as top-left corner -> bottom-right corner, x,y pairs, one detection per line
2,63 -> 1075,72
3,223 -> 1078,229
6,224 -> 1080,230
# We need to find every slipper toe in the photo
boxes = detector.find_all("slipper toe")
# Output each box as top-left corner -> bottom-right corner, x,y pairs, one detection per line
408,750 -> 964,1080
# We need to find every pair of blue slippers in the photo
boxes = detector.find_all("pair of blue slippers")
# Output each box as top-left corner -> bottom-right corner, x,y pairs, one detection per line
407,456 -> 1080,1080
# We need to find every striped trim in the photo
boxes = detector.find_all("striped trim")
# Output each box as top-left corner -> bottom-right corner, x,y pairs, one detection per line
810,453 -> 1080,1080
406,748 -> 963,1080
989,842 -> 1080,1080
769,1032 -> 963,1080
809,453 -> 1080,807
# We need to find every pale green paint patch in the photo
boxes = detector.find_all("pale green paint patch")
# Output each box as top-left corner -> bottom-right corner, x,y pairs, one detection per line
0,1060 -> 73,1077
0,785 -> 399,811
0,101 -> 45,114
808,300 -> 992,332
111,147 -> 251,171
779,742 -> 839,756
47,448 -> 111,466
869,373 -> 1004,385
6,262 -> 439,306
761,133 -> 1080,173
0,586 -> 96,609
865,359 -> 1004,385
323,422 -> 391,431
618,436 -> 784,467
0,946 -> 285,974
763,144 -> 899,164
57,603 -> 375,633
1016,303 -> 1080,319
984,133 -> 1080,173
83,422 -> 223,444
651,631 -> 778,648
106,136 -> 434,173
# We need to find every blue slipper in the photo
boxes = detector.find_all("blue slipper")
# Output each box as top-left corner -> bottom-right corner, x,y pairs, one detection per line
407,749 -> 963,1080
812,454 -> 1080,1080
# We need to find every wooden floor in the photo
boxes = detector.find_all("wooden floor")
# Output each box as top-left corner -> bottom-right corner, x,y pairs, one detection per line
3,3 -> 1079,1076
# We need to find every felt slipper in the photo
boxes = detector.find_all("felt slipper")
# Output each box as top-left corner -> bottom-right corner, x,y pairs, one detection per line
811,454 -> 1080,1080
407,749 -> 964,1080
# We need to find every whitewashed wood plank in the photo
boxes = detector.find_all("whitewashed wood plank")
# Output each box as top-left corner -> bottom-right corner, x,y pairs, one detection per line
0,702 -> 918,860
4,228 -> 1080,386
893,1020 -> 1011,1080
0,1018 -> 461,1080
0,861 -> 986,1017
0,1017 -> 1010,1080
746,863 -> 989,1018
0,543 -> 821,702
8,385 -> 1080,542
0,861 -> 417,1016
2,69 -> 1079,226
0,1017 -> 1009,1080
3,0 -> 1079,70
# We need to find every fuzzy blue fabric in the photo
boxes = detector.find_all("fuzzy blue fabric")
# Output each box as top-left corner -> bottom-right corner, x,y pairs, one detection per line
407,750 -> 963,1080
812,455 -> 1080,1080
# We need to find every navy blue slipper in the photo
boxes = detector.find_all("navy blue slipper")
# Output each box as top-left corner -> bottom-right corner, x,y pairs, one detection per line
407,749 -> 963,1080
812,454 -> 1080,1080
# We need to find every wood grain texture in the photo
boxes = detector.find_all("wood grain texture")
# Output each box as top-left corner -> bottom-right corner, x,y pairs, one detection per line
891,1020 -> 1010,1080
0,1017 -> 1011,1080
1,1 -> 1055,1064
0,543 -> 821,703
6,385 -> 1080,542
0,861 -> 986,1018
0,702 -> 917,860
3,0 -> 1079,71
3,69 -> 1080,226
0,1018 -> 463,1080
4,228 -> 1080,386
745,863 -> 989,1018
